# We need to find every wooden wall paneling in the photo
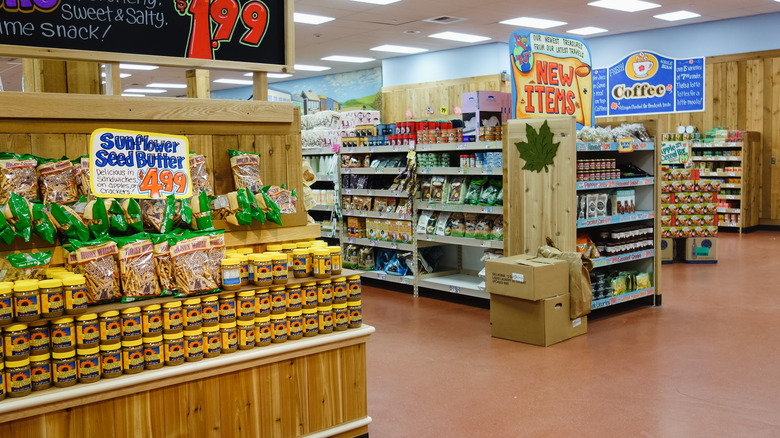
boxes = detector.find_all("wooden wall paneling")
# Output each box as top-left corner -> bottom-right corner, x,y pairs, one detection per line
30,133 -> 66,159
149,385 -> 188,438
65,134 -> 90,158
0,134 -> 32,154
726,61 -> 740,128
65,61 -> 101,95
186,377 -> 223,438
737,61 -> 748,130
113,392 -> 154,438
0,415 -> 47,438
69,401 -> 116,437
306,350 -> 344,432
744,132 -> 762,228
258,359 -> 309,438
39,60 -> 68,94
186,70 -> 211,99
211,135 -> 240,195
42,410 -> 72,437
217,368 -> 262,438
339,344 -> 368,421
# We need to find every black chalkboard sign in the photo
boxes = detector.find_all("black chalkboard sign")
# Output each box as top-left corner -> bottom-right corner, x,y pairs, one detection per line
0,0 -> 287,69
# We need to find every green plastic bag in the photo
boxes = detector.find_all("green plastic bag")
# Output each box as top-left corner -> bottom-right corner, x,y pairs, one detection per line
3,251 -> 52,281
31,203 -> 56,244
51,203 -> 90,242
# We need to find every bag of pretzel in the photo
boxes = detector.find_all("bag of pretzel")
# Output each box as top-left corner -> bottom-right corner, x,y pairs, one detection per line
169,233 -> 218,296
37,159 -> 79,205
0,153 -> 39,204
116,234 -> 161,301
68,238 -> 122,304
151,233 -> 177,296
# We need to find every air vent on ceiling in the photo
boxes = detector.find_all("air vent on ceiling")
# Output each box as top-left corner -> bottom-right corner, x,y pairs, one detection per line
423,16 -> 467,25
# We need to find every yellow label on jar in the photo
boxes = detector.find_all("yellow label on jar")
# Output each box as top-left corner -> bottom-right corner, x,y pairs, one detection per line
66,288 -> 88,309
256,323 -> 271,344
144,345 -> 162,366
6,333 -> 29,355
78,358 -> 99,380
255,264 -> 273,282
42,292 -> 64,313
122,349 -> 144,370
206,334 -> 221,354
143,312 -> 163,334
221,330 -> 238,350
304,316 -> 318,336
185,338 -> 203,358
273,322 -> 287,339
239,327 -> 255,346
164,342 -> 184,362
100,320 -> 121,341
8,369 -> 31,393
53,360 -> 77,383
102,353 -> 122,373
31,362 -> 51,386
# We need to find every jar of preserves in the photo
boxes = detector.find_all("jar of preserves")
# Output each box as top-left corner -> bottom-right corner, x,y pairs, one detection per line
220,258 -> 242,291
0,284 -> 13,326
285,284 -> 302,312
318,306 -> 333,334
270,314 -> 287,344
302,308 -> 318,338
39,279 -> 64,318
347,275 -> 362,300
52,350 -> 77,388
121,339 -> 144,374
348,300 -> 363,328
28,319 -> 50,355
201,296 -> 219,327
143,335 -> 163,370
182,298 -> 202,331
100,343 -> 122,379
271,253 -> 288,284
312,249 -> 332,279
5,358 -> 31,397
254,316 -> 271,347
286,310 -> 303,341
163,332 -> 185,366
141,304 -> 163,336
328,246 -> 343,275
302,282 -> 318,309
63,275 -> 88,315
30,352 -> 52,391
270,287 -> 287,315
332,277 -> 348,304
184,329 -> 204,362
255,288 -> 271,317
120,307 -> 142,341
77,346 -> 100,383
202,325 -> 221,358
4,323 -> 30,360
333,303 -> 349,332
238,254 -> 250,286
218,292 -> 237,323
13,280 -> 40,322
98,310 -> 122,344
162,301 -> 183,333
295,242 -> 311,251
291,249 -> 309,279
237,320 -> 255,350
252,254 -> 274,286
51,317 -> 76,353
219,322 -> 238,354
317,280 -> 333,306
310,240 -> 327,248
237,290 -> 255,321
266,244 -> 283,253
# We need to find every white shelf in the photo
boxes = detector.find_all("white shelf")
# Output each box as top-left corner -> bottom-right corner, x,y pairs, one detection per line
699,171 -> 742,178
417,167 -> 502,176
591,249 -> 654,269
341,167 -> 406,175
576,141 -> 655,152
692,142 -> 744,149
309,205 -> 336,212
691,156 -> 742,162
342,210 -> 412,220
576,177 -> 654,191
344,237 -> 414,251
360,270 -> 415,285
314,173 -> 338,182
321,230 -> 339,239
416,141 -> 502,152
302,147 -> 337,155
577,211 -> 654,228
415,234 -> 504,249
416,202 -> 503,214
418,273 -> 489,300
591,287 -> 655,310
341,145 -> 409,154
342,188 -> 409,198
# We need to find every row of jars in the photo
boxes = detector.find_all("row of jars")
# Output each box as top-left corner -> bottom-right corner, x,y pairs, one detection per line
0,274 -> 89,326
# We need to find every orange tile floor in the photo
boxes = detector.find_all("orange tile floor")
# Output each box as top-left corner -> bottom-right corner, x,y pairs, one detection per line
362,231 -> 780,437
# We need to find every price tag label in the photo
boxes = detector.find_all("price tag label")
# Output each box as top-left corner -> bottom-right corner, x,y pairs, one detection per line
377,273 -> 387,280
483,206 -> 493,214
450,286 -> 460,294
618,138 -> 634,153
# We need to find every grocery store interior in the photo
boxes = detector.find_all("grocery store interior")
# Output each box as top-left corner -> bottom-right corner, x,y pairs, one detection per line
1,0 -> 780,437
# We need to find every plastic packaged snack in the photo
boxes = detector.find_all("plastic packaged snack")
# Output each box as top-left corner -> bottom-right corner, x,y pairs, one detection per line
449,213 -> 466,237
465,178 -> 486,205
416,211 -> 432,234
446,176 -> 467,204
435,212 -> 452,236
426,212 -> 439,235
478,179 -> 502,206
31,203 -> 56,244
188,153 -> 213,196
228,149 -> 263,192
491,216 -> 504,241
38,159 -> 79,205
74,156 -> 93,200
430,176 -> 446,202
116,235 -> 161,300
0,154 -> 39,203
69,239 -> 121,303
191,191 -> 213,230
475,216 -> 494,240
2,251 -> 52,281
120,199 -> 144,234
266,186 -> 296,214
420,178 -> 432,201
169,234 -> 218,296
50,202 -> 90,242
141,198 -> 175,234
464,213 -> 478,238
151,233 -> 176,295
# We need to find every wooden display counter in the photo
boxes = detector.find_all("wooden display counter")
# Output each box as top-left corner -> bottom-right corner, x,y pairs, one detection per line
0,325 -> 373,438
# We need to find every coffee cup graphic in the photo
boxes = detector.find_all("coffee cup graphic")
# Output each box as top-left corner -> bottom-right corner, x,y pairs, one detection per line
633,60 -> 654,77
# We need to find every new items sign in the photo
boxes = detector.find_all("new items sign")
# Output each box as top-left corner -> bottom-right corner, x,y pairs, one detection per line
593,51 -> 705,117
510,30 -> 594,128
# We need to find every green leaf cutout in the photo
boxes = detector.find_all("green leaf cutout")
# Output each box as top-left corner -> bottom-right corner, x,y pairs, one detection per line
514,120 -> 560,173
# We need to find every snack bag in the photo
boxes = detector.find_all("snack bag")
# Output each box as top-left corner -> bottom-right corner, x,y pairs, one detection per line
228,149 -> 263,192
116,234 -> 161,301
0,210 -> 16,244
465,178 -> 486,205
37,159 -> 79,205
31,203 -> 56,244
141,197 -> 175,233
2,193 -> 33,242
107,199 -> 129,234
189,153 -> 214,196
50,202 -> 90,242
1,251 -> 52,281
0,153 -> 39,203
169,233 -> 219,296
191,191 -> 214,230
151,233 -> 176,296
69,238 -> 122,303
120,198 -> 144,234
74,156 -> 93,200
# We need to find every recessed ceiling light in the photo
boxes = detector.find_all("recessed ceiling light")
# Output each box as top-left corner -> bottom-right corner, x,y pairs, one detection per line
294,64 -> 331,72
654,10 -> 701,21
124,88 -> 166,93
100,72 -> 131,78
588,0 -> 661,12
293,12 -> 335,25
567,26 -> 608,35
348,0 -> 402,5
119,63 -> 159,71
213,78 -> 254,85
147,83 -> 187,89
428,31 -> 491,43
370,44 -> 428,54
321,55 -> 375,63
243,72 -> 293,78
499,17 -> 567,29
121,93 -> 146,97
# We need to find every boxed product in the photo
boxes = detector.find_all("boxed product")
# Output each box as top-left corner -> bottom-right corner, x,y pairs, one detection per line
366,218 -> 379,240
397,220 -> 413,243
685,237 -> 718,263
661,238 -> 675,262
490,293 -> 588,347
610,189 -> 636,215
485,254 -> 568,301
462,91 -> 510,137
347,217 -> 365,238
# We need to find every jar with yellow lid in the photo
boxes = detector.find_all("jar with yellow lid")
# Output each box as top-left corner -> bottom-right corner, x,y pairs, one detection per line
29,319 -> 50,355
302,308 -> 318,337
98,310 -> 122,344
39,278 -> 64,318
270,287 -> 287,315
30,352 -> 52,391
62,275 -> 88,315
286,310 -> 303,341
348,300 -> 363,328
270,253 -> 288,284
219,322 -> 238,353
281,244 -> 297,270
162,301 -> 183,333
45,267 -> 68,278
333,303 -> 349,332
184,329 -> 204,362
237,290 -> 255,321
100,343 -> 122,379
332,277 -> 348,304
218,292 -> 237,323
201,296 -> 219,327
312,249 -> 332,279
121,339 -> 144,374
310,240 -> 328,247
0,283 -> 13,326
13,280 -> 40,322
5,358 -> 31,397
0,362 -> 4,400
141,304 -> 163,336
182,298 -> 202,330
270,314 -> 287,343
203,325 -> 221,358
328,246 -> 343,275
220,258 -> 242,291
51,317 -> 76,352
347,275 -> 362,300
318,306 -> 333,334
121,307 -> 142,341
302,282 -> 318,309
77,346 -> 100,383
266,244 -> 283,253
163,332 -> 185,366
143,335 -> 163,370
237,320 -> 255,350
317,280 -> 333,305
295,241 -> 311,250
75,313 -> 99,348
285,284 -> 302,312
237,254 -> 250,286
292,249 -> 310,279
4,323 -> 30,360
52,350 -> 77,388
252,254 -> 274,286
254,316 -> 271,347
255,288 -> 271,317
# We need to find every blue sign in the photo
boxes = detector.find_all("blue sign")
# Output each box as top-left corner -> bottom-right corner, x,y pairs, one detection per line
591,51 -> 705,117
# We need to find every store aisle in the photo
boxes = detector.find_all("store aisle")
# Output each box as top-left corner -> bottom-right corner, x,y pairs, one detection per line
362,232 -> 780,437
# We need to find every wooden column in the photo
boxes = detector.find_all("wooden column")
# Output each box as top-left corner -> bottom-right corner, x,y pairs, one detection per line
103,62 -> 123,96
253,71 -> 268,101
65,61 -> 101,94
186,69 -> 210,98
22,59 -> 100,94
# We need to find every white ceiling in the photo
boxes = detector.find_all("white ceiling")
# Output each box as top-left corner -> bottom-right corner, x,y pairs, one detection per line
1,0 -> 779,97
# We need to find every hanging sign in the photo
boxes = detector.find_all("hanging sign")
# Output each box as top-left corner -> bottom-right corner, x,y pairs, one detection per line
660,141 -> 691,165
89,128 -> 192,199
618,138 -> 634,153
593,51 -> 705,117
510,29 -> 594,128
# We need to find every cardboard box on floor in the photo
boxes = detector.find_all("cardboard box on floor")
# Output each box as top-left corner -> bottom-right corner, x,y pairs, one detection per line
661,238 -> 675,262
485,254 -> 569,300
685,237 -> 718,263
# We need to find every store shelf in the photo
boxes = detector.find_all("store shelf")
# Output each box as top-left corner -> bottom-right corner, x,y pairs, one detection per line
577,211 -> 655,229
416,233 -> 504,249
344,237 -> 414,251
691,156 -> 742,162
418,273 -> 489,300
417,202 -> 503,214
417,166 -> 502,176
341,167 -> 406,175
302,147 -> 337,155
717,208 -> 741,214
321,230 -> 339,239
341,145 -> 409,154
591,287 -> 655,310
417,140 -> 503,152
591,249 -> 655,269
342,209 -> 412,220
314,173 -> 338,182
309,204 -> 336,212
692,142 -> 744,149
576,141 -> 655,152
359,270 -> 414,285
342,188 -> 409,198
721,183 -> 742,189
720,194 -> 742,200
699,171 -> 742,178
576,177 -> 654,191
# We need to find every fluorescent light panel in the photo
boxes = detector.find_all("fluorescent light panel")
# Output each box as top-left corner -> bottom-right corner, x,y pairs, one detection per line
294,64 -> 331,71
119,63 -> 159,71
588,0 -> 661,12
121,93 -> 146,97
567,26 -> 608,35
499,17 -> 567,29
371,44 -> 428,54
100,72 -> 132,78
146,83 -> 187,89
321,55 -> 375,63
348,0 -> 401,5
243,72 -> 293,78
213,78 -> 254,85
654,10 -> 701,21
428,31 -> 490,43
293,12 -> 334,25
124,88 -> 166,93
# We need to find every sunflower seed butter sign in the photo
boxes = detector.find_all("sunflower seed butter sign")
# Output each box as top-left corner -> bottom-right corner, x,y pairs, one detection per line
89,129 -> 192,199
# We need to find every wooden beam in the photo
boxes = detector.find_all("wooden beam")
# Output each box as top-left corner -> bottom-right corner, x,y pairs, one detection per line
253,71 -> 269,101
65,61 -> 101,94
186,69 -> 211,99
104,62 -> 122,96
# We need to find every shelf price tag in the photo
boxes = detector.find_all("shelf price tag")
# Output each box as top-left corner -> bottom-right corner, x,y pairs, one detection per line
89,128 -> 191,199
449,286 -> 460,294
618,138 -> 634,153
377,273 -> 387,280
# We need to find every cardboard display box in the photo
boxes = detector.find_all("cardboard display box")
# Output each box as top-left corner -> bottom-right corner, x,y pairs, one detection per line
485,254 -> 569,301
685,237 -> 718,263
490,293 -> 588,347
661,238 -> 675,263
462,91 -> 511,136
